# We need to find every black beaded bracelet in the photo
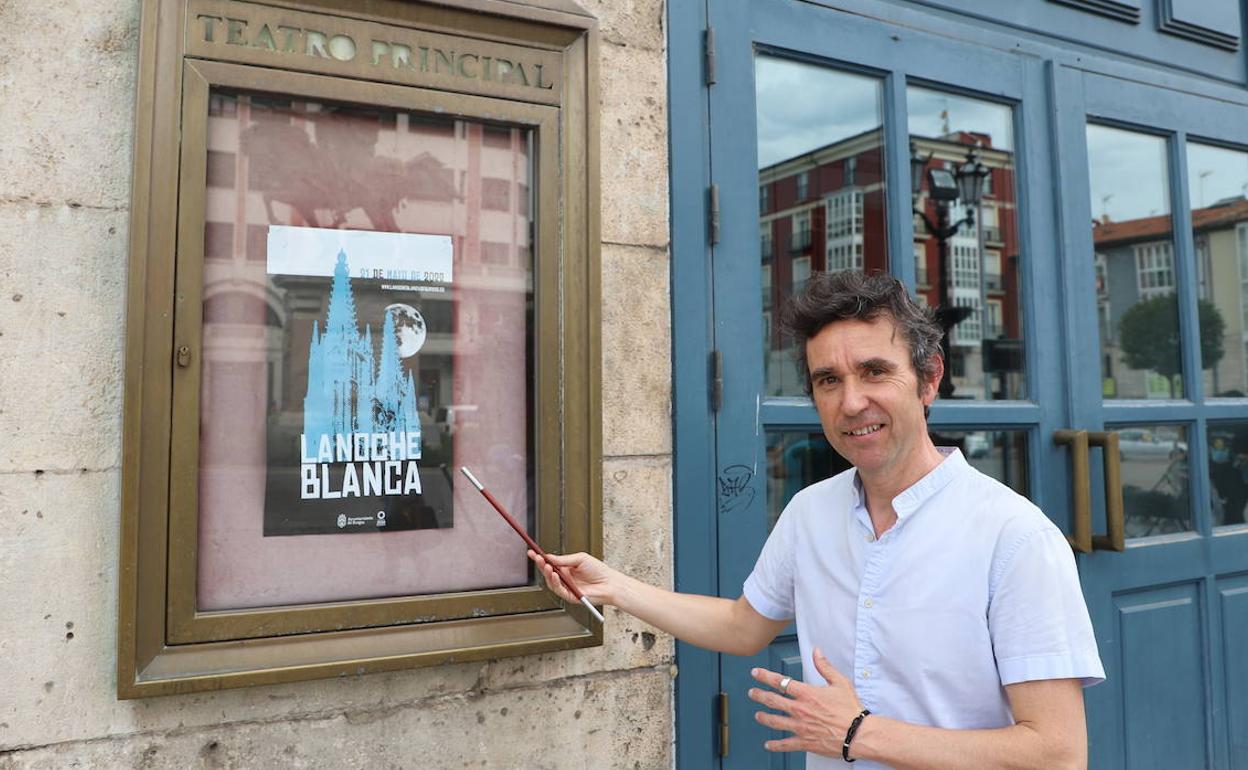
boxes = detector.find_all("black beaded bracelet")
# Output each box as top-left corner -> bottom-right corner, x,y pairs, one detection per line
842,708 -> 871,763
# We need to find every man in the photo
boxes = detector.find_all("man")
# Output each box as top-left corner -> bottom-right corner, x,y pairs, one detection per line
531,271 -> 1103,768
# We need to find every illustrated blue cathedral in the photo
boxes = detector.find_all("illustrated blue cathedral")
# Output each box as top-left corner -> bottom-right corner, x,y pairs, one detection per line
303,250 -> 422,447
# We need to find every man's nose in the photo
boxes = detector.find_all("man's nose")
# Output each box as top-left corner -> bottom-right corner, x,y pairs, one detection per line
841,377 -> 868,414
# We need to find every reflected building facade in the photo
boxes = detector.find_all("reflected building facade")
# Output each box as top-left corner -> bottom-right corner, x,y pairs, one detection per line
1092,197 -> 1248,399
758,128 -> 1022,398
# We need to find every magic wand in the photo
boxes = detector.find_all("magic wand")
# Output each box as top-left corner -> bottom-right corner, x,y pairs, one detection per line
459,466 -> 605,624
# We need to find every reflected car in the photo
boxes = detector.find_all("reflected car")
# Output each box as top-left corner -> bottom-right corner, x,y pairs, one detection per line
962,433 -> 991,458
1117,428 -> 1186,460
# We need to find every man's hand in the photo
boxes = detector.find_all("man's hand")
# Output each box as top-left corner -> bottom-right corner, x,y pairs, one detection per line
527,550 -> 620,606
748,648 -> 865,757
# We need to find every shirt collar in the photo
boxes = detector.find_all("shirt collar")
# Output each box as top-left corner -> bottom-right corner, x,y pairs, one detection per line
851,447 -> 969,522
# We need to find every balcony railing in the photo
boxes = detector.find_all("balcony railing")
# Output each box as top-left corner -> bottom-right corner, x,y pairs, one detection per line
985,272 -> 1002,291
982,226 -> 1002,243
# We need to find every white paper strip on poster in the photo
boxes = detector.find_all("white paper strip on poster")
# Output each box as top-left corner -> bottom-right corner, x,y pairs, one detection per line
266,225 -> 454,281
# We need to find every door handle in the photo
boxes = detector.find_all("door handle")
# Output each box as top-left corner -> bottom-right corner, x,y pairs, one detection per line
1054,430 -> 1126,553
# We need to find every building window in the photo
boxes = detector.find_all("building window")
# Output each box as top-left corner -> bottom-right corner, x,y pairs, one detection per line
793,256 -> 812,294
1134,241 -> 1175,299
985,250 -> 1001,290
760,184 -> 770,214
761,263 -> 772,310
986,300 -> 1003,338
950,237 -> 982,345
845,157 -> 857,186
760,228 -> 773,260
914,243 -> 927,286
823,186 -> 865,272
796,170 -> 809,201
481,241 -> 511,264
791,211 -> 812,252
204,222 -> 233,260
482,178 -> 511,211
206,151 -> 236,188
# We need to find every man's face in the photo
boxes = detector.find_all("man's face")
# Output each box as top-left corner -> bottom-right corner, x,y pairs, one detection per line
806,316 -> 939,482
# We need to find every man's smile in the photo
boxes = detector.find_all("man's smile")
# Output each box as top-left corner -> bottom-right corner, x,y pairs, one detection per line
843,424 -> 884,437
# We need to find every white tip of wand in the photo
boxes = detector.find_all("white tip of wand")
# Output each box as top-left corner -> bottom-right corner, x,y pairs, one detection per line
579,596 -> 605,624
459,466 -> 484,491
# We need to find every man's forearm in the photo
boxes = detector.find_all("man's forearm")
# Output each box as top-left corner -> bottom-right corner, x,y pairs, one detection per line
608,576 -> 776,656
849,715 -> 1084,770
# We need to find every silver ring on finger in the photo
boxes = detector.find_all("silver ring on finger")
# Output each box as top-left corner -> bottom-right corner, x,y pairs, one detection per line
779,676 -> 792,695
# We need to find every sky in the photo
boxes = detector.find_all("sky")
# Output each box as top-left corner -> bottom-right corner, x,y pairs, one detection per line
754,55 -> 1014,170
754,54 -> 1248,225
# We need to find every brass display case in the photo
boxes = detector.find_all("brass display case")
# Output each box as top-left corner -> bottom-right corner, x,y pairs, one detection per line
119,0 -> 599,698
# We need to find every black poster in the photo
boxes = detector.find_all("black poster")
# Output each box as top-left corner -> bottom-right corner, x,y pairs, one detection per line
263,225 -> 454,535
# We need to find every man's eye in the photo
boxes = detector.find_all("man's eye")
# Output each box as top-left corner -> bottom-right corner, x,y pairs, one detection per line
868,368 -> 886,378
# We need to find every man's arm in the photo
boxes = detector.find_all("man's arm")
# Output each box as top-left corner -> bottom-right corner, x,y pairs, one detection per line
529,551 -> 789,656
750,650 -> 1087,770
849,678 -> 1087,769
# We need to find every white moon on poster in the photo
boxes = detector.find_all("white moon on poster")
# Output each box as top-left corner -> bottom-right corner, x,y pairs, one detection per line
385,303 -> 427,358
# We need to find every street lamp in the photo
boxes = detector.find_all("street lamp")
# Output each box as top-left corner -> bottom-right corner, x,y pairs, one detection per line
911,142 -> 990,398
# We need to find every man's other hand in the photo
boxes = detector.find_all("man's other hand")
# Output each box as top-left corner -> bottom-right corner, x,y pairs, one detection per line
748,648 -> 865,757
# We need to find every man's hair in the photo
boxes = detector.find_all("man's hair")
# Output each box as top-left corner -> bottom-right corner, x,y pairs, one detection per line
781,270 -> 943,396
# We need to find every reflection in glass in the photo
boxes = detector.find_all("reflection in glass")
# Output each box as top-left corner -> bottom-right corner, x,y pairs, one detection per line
764,429 -> 1027,533
1087,125 -> 1182,399
908,88 -> 1024,400
929,429 -> 1028,495
198,90 -> 535,610
755,56 -> 888,396
1209,421 -> 1248,527
1186,143 -> 1248,398
1116,424 -> 1192,537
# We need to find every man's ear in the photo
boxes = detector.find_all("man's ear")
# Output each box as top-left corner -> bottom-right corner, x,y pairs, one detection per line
921,354 -> 944,405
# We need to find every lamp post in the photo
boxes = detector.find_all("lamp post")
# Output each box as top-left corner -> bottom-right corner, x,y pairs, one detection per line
910,142 -> 990,398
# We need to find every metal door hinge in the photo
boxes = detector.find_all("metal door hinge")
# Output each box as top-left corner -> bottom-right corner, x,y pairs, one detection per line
705,27 -> 717,85
709,349 -> 723,412
717,691 -> 730,757
709,184 -> 720,244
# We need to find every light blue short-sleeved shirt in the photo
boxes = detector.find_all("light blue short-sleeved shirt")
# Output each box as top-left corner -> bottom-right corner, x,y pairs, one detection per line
743,448 -> 1104,770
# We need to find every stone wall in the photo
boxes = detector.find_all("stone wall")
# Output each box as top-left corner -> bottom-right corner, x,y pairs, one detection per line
0,0 -> 673,766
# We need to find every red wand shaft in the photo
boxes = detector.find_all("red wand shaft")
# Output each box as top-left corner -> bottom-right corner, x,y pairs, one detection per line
460,466 -> 604,624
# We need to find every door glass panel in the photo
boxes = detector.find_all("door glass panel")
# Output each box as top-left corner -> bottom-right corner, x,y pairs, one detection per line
765,429 -> 1028,533
1208,420 -> 1248,527
1116,423 -> 1192,537
1087,125 -> 1182,400
756,55 -> 888,396
908,88 -> 1025,400
1185,142 -> 1248,398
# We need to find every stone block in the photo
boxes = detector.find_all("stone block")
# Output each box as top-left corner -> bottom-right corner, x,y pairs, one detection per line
582,0 -> 666,51
1,668 -> 672,769
0,468 -> 496,750
0,204 -> 128,473
601,243 -> 671,457
599,42 -> 669,248
0,1 -> 140,208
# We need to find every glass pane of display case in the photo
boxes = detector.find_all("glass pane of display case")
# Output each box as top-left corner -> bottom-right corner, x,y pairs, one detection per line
198,89 -> 535,610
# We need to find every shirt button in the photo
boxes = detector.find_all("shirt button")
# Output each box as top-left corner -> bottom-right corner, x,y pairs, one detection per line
864,598 -> 874,608
865,533 -> 875,543
862,668 -> 871,679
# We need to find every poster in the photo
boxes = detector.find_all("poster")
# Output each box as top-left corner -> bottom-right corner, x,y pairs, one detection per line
263,225 -> 455,536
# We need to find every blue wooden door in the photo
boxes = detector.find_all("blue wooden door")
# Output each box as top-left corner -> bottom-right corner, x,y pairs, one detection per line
1051,66 -> 1248,770
681,1 -> 1248,768
703,2 -> 1072,767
